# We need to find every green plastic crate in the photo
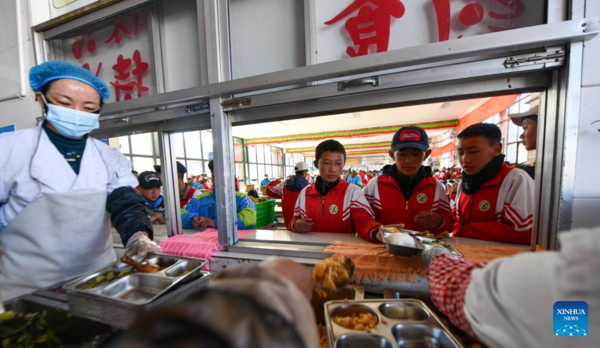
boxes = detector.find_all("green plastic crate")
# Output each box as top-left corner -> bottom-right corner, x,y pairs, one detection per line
255,199 -> 275,228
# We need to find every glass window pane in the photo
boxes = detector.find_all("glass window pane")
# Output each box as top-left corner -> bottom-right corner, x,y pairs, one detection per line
171,133 -> 185,158
131,133 -> 154,156
264,146 -> 272,164
257,164 -> 266,179
249,164 -> 258,184
247,145 -> 257,163
506,143 -> 517,164
518,143 -> 529,164
234,138 -> 244,162
47,6 -> 157,104
184,131 -> 202,159
119,136 -> 130,154
132,156 -> 156,173
235,163 -> 245,185
508,122 -> 519,143
201,131 -> 213,160
256,145 -> 265,163
187,160 -> 204,177
271,148 -> 278,165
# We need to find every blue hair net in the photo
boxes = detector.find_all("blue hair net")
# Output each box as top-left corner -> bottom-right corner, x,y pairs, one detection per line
29,61 -> 110,102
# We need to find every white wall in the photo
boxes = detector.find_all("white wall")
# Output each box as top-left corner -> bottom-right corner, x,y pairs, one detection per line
571,0 -> 600,228
0,0 -> 39,131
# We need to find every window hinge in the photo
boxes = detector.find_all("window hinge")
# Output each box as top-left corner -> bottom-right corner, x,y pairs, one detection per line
221,97 -> 252,109
504,48 -> 565,69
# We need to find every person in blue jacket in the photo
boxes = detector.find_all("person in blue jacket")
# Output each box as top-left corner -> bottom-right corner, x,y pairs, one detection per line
260,174 -> 271,189
346,168 -> 363,186
181,160 -> 256,229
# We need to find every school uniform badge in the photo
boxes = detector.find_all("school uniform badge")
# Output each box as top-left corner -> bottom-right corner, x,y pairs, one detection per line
479,200 -> 490,212
416,193 -> 427,204
329,205 -> 339,214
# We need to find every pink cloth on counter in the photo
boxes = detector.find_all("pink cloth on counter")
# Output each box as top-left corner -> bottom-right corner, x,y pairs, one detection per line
159,229 -> 256,265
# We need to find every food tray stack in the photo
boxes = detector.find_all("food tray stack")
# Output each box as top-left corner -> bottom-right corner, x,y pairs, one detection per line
63,254 -> 211,329
324,299 -> 464,348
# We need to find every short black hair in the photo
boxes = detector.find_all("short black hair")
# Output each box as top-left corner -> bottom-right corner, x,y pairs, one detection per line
295,170 -> 308,175
523,115 -> 538,124
131,170 -> 138,175
457,123 -> 502,145
315,139 -> 346,163
208,160 -> 213,171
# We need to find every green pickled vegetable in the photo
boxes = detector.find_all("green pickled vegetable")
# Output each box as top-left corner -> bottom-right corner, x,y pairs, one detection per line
1,310 -> 60,348
77,270 -> 132,289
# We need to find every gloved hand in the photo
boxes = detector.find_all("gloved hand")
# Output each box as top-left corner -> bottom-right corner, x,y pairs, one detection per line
125,231 -> 162,257
418,246 -> 452,267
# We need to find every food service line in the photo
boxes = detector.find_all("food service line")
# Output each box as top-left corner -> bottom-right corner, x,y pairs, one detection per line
113,226 -> 528,294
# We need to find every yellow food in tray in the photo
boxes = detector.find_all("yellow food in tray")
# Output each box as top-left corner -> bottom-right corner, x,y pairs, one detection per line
313,255 -> 354,295
332,312 -> 378,332
317,323 -> 329,348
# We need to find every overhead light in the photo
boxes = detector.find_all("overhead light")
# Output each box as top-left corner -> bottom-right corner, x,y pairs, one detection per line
439,102 -> 452,109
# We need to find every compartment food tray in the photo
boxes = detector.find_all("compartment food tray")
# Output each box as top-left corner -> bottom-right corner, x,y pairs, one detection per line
324,299 -> 464,348
63,254 -> 211,329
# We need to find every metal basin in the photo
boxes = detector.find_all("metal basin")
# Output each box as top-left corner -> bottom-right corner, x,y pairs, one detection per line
101,274 -> 174,304
3,295 -> 114,347
74,269 -> 133,291
378,303 -> 430,321
165,260 -> 204,278
312,287 -> 360,323
147,255 -> 179,270
392,324 -> 457,348
330,304 -> 379,330
336,334 -> 394,348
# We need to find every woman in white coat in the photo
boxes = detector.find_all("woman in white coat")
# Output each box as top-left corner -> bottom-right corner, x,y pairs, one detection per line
0,61 -> 160,300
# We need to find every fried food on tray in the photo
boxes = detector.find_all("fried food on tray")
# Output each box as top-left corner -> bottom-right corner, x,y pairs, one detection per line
317,323 -> 329,348
121,255 -> 160,273
313,255 -> 354,293
332,312 -> 378,332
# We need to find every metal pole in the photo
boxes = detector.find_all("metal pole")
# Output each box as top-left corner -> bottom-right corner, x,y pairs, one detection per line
158,125 -> 183,236
211,98 -> 237,248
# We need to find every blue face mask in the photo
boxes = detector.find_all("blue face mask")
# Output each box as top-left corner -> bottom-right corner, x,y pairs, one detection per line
41,95 -> 100,139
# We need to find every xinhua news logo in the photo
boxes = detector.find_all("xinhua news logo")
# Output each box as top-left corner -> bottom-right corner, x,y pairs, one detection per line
554,301 -> 588,337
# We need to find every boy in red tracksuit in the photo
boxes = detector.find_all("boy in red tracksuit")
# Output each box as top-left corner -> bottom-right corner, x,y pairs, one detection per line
454,123 -> 535,245
266,161 -> 311,226
364,126 -> 454,242
289,140 -> 381,242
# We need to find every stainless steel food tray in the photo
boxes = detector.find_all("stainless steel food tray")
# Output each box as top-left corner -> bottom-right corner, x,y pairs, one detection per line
64,254 -> 207,306
382,233 -> 463,258
324,299 -> 464,348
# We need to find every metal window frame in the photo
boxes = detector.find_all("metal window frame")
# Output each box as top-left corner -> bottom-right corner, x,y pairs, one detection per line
96,18 -> 599,117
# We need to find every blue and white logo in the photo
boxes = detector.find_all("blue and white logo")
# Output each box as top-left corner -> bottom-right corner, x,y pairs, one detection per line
554,301 -> 588,337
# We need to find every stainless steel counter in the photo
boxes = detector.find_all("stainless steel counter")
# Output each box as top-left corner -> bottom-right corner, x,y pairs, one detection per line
114,227 -> 528,295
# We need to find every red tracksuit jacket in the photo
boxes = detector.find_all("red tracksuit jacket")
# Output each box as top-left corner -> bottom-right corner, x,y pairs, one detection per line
289,179 -> 381,242
266,178 -> 308,227
364,174 -> 454,234
453,163 -> 534,245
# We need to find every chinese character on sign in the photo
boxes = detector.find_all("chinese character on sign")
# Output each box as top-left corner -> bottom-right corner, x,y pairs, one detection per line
325,0 -> 406,57
432,0 -> 526,41
110,50 -> 149,102
104,14 -> 139,45
71,34 -> 103,76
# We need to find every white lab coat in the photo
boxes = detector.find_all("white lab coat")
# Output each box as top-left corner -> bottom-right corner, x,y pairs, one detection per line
465,226 -> 600,348
0,125 -> 137,230
0,125 -> 139,299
